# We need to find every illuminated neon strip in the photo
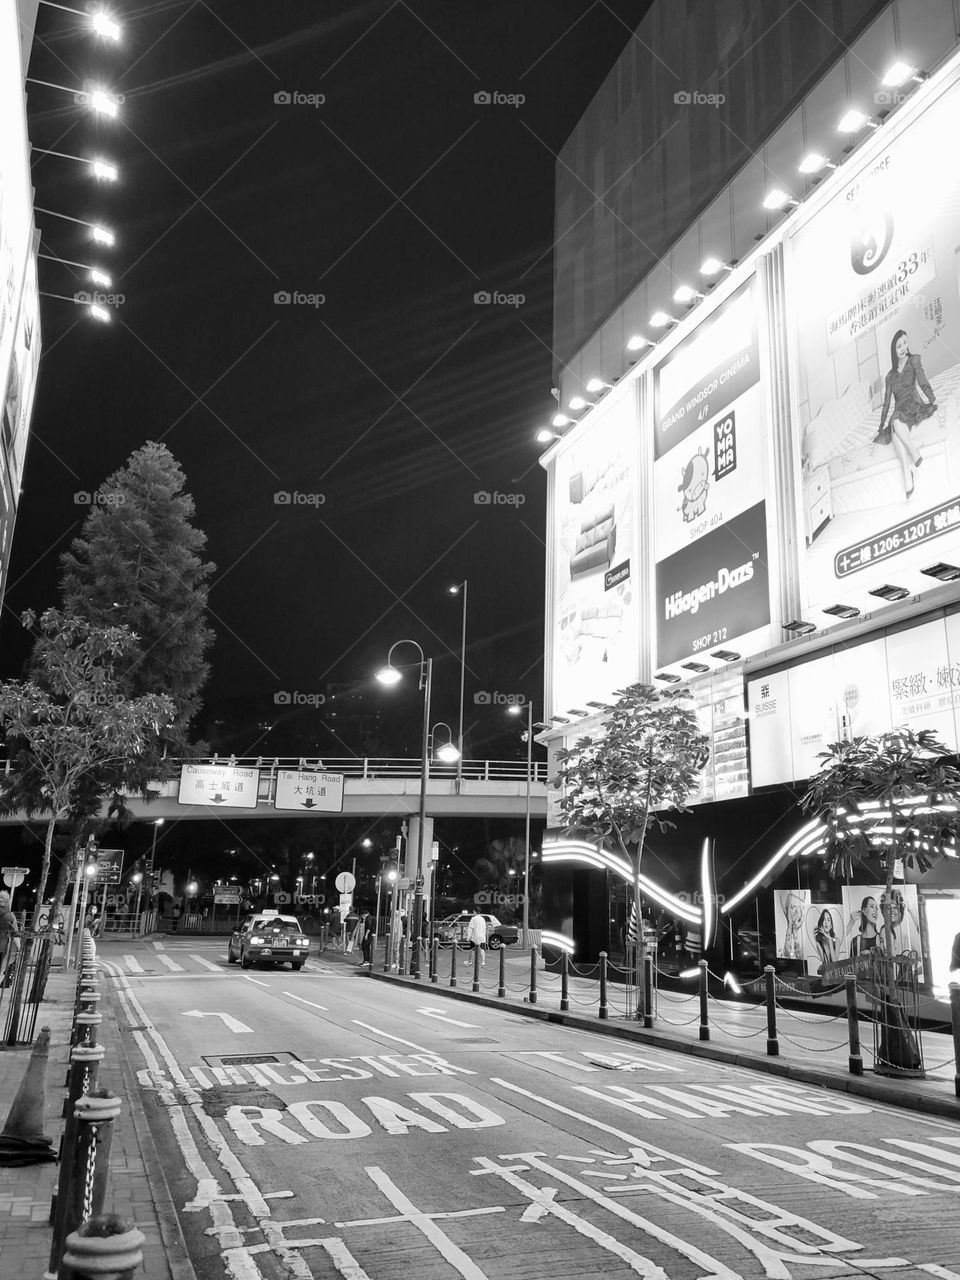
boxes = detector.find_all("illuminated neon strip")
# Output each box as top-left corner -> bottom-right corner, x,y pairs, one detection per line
700,838 -> 715,949
540,930 -> 575,955
542,837 -> 701,923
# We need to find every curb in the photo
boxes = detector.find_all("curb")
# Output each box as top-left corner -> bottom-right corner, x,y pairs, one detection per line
366,969 -> 960,1122
100,978 -> 198,1280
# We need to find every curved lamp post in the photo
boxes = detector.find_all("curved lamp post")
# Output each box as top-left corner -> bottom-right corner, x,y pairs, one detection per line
376,640 -> 433,977
507,701 -> 548,943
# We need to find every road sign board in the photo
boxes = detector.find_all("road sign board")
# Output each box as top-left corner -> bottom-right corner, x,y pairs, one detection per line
178,764 -> 260,808
334,871 -> 355,893
1,866 -> 29,889
274,769 -> 344,813
214,890 -> 241,905
93,851 -> 124,884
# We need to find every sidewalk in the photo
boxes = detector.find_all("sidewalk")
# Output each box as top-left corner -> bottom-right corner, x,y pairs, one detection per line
0,964 -> 193,1280
350,945 -> 960,1122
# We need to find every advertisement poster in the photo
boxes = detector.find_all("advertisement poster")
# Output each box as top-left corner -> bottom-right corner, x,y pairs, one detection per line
840,884 -> 922,978
805,903 -> 843,968
790,83 -> 960,611
3,247 -> 39,493
774,887 -> 812,960
747,615 -> 960,787
552,386 -> 639,711
652,281 -> 772,668
0,0 -> 32,422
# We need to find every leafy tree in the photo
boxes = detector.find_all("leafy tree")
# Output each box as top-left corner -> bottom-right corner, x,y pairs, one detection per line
801,728 -> 960,1072
553,683 -> 709,1017
0,609 -> 175,930
59,441 -> 215,762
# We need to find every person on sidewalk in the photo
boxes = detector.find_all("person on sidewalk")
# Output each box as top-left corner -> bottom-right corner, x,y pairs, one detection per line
950,928 -> 960,976
465,909 -> 487,967
360,912 -> 375,966
0,891 -> 20,987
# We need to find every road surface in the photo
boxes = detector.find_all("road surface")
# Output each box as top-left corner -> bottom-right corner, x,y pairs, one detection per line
100,937 -> 960,1280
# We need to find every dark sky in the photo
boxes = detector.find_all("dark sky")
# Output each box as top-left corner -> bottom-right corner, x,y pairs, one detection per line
6,0 -> 646,762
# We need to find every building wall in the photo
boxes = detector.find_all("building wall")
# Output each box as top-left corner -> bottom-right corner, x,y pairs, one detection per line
554,0 -> 960,400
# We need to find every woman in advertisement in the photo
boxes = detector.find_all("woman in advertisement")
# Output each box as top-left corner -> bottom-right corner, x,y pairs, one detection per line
779,890 -> 805,959
848,894 -> 881,956
812,908 -> 840,965
874,329 -> 937,499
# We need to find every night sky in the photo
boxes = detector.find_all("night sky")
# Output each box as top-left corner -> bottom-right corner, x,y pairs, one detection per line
5,1 -> 646,769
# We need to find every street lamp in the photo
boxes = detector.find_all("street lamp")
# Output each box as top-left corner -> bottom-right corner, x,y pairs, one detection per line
131,872 -> 143,937
430,722 -> 461,765
447,581 -> 468,784
375,639 -> 433,977
507,702 -> 548,944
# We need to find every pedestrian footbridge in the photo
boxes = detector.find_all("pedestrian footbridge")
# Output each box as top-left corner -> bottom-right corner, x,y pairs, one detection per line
0,757 -> 549,823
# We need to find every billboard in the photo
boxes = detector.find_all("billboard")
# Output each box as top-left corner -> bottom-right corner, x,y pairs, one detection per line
652,281 -> 772,668
552,385 -> 639,711
747,612 -> 960,786
0,0 -> 32,425
2,244 -> 39,493
789,82 -> 960,610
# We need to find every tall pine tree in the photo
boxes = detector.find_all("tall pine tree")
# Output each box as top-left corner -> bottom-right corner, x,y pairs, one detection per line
60,442 -> 215,761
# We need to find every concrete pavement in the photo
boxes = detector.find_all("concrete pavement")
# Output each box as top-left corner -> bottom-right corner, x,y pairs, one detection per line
0,963 -> 194,1280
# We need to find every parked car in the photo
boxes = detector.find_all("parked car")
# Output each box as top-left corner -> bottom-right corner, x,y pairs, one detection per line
228,911 -> 310,970
435,912 -> 519,950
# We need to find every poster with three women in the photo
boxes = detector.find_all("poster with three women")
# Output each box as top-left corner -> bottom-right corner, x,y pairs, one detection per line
788,77 -> 960,613
773,885 -> 922,978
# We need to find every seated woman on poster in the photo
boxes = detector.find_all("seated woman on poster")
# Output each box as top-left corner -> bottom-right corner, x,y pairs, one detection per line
813,908 -> 840,965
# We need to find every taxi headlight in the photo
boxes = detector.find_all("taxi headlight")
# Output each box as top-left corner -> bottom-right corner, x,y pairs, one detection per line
297,938 -> 308,946
251,935 -> 265,944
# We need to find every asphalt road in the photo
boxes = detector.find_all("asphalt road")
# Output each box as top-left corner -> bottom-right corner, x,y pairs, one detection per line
100,937 -> 960,1280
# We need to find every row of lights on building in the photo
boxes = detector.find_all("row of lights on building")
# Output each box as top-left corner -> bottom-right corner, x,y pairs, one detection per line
31,4 -> 124,324
537,59 -> 927,445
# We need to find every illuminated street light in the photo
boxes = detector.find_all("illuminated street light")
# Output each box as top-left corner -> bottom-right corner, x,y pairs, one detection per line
798,151 -> 836,175
32,148 -> 119,181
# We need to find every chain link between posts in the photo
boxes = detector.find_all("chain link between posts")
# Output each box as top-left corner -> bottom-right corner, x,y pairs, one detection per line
82,1127 -> 98,1225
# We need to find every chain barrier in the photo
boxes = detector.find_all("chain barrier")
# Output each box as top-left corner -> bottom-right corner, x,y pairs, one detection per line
650,1006 -> 703,1027
82,1126 -> 98,1223
773,1000 -> 848,1026
707,1020 -> 769,1040
776,1029 -> 850,1052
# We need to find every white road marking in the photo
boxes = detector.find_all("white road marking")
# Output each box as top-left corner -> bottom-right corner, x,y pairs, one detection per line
243,975 -> 270,987
124,955 -> 145,974
416,1007 -> 480,1028
190,954 -> 221,972
366,1166 -> 491,1279
158,954 -> 184,972
152,941 -> 165,951
182,1010 -> 254,1034
351,1020 -> 431,1053
283,992 -> 328,1011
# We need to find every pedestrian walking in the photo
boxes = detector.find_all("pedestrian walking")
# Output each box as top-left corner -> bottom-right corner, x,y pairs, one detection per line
465,908 -> 487,967
0,891 -> 20,988
950,928 -> 960,975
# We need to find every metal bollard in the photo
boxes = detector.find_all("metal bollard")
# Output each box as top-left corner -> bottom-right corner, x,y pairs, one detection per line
62,1043 -> 105,1121
643,953 -> 654,1029
529,946 -> 538,1005
764,965 -> 779,1056
560,951 -> 569,1012
698,959 -> 710,1041
949,983 -> 960,1099
73,1011 -> 102,1050
498,945 -> 506,998
430,938 -> 439,984
846,977 -> 864,1076
449,943 -> 457,988
60,1215 -> 145,1280
596,951 -> 607,1019
472,946 -> 481,993
50,1091 -> 121,1277
382,932 -> 390,974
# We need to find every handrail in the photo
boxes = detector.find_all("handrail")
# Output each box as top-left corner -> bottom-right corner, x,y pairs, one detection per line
145,757 -> 550,783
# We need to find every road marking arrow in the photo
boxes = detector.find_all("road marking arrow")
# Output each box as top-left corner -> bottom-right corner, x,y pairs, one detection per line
416,1007 -> 480,1028
182,1010 -> 254,1033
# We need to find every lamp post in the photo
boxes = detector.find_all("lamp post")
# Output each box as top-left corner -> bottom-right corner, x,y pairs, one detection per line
507,701 -> 547,945
131,872 -> 143,937
447,581 -> 468,784
376,640 -> 434,977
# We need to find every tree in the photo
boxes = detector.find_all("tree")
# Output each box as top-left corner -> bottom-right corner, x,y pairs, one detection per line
59,441 -> 215,761
0,609 -> 175,931
801,728 -> 960,1073
553,683 -> 709,1017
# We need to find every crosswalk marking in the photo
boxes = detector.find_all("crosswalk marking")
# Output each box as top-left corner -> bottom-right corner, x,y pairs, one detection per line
123,955 -> 145,974
190,954 -> 221,972
158,954 -> 184,972
152,941 -> 165,951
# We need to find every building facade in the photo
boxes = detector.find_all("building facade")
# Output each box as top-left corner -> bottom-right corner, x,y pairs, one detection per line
541,0 -> 960,991
1,0 -> 43,611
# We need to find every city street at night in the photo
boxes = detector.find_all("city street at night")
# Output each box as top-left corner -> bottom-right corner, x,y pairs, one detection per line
100,936 -> 960,1280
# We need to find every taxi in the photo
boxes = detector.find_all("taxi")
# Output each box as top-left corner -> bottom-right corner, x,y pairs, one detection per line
227,910 -> 310,970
